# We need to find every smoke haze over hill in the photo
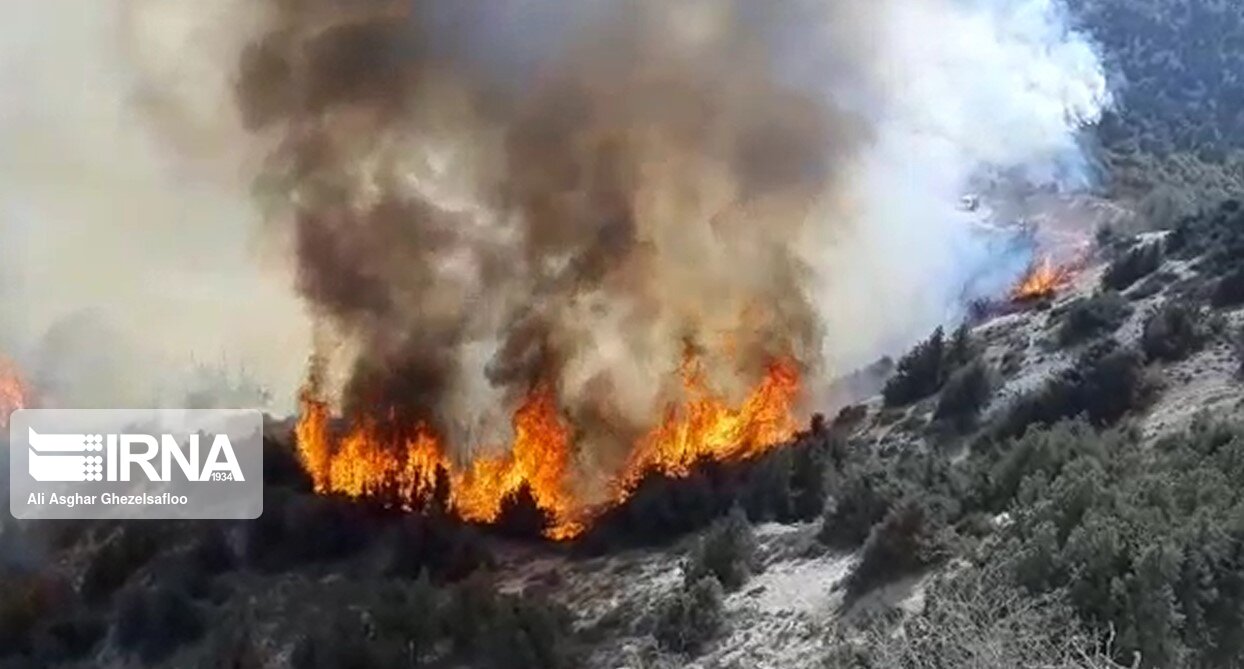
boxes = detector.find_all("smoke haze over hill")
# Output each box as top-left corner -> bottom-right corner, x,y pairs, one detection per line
0,0 -> 1108,427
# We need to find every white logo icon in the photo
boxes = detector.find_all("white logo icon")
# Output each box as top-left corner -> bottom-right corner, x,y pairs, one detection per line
27,429 -> 104,482
26,427 -> 244,483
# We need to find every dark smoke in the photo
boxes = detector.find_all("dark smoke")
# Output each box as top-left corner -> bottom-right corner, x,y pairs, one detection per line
0,0 -> 1108,498
236,0 -> 849,462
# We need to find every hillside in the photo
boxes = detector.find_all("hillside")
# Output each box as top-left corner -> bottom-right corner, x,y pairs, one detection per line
1069,0 -> 1244,215
8,2 -> 1244,667
5,200 -> 1244,669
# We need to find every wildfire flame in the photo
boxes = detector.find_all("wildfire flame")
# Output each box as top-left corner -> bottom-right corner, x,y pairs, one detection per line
1011,254 -> 1073,301
0,356 -> 27,430
295,355 -> 801,540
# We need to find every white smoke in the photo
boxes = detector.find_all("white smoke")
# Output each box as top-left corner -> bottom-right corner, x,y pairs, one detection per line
806,0 -> 1109,371
0,2 -> 308,411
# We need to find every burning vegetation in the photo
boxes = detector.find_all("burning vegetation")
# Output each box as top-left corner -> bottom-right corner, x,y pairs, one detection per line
218,0 -> 1103,545
296,354 -> 800,540
238,0 -> 829,540
1010,254 -> 1075,302
0,355 -> 27,429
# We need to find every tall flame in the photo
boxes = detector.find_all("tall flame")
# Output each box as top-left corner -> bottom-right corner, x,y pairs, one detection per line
295,355 -> 801,540
619,356 -> 800,493
0,356 -> 27,430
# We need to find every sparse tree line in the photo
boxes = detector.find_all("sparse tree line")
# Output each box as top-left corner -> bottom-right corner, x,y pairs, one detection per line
6,202 -> 1244,668
811,199 -> 1244,669
0,409 -> 835,668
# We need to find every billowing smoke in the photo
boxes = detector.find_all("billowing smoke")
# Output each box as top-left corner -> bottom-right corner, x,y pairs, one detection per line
235,0 -> 866,461
0,1 -> 1107,452
218,0 -> 1107,460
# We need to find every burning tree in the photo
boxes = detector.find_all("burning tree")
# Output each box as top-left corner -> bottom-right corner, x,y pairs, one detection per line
0,356 -> 28,429
235,2 -> 827,541
296,354 -> 801,540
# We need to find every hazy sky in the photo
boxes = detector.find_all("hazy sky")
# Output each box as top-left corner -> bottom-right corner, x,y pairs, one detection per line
0,0 -> 1107,416
0,2 -> 310,411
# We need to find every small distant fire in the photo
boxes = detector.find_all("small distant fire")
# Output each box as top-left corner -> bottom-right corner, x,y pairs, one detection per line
0,355 -> 28,429
1011,254 -> 1074,302
295,354 -> 801,540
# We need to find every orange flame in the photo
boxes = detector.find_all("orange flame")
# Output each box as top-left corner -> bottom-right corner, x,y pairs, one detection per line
0,356 -> 27,430
1011,254 -> 1072,301
619,356 -> 800,493
294,354 -> 800,540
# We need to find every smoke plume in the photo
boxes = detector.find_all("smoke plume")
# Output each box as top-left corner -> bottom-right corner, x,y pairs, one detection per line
235,0 -> 866,462
0,1 -> 1107,458
220,0 -> 1107,462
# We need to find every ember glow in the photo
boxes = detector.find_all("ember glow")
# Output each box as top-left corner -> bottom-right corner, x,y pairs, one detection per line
295,356 -> 800,540
0,356 -> 27,429
1011,255 -> 1074,301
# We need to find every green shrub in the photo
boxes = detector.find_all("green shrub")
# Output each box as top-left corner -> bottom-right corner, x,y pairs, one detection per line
1169,200 -> 1244,269
943,324 -> 977,371
789,437 -> 830,519
1101,241 -> 1163,291
368,574 -> 440,666
587,433 -> 833,547
880,323 -> 981,408
286,578 -> 450,668
1141,303 -> 1207,362
81,524 -> 163,602
114,585 -> 204,663
243,492 -> 373,570
934,360 -> 993,430
683,507 -> 759,591
739,449 -> 794,522
977,419 -> 1244,668
479,595 -> 574,669
653,577 -> 725,655
984,421 -> 1114,511
441,574 -> 574,669
190,524 -> 236,575
444,574 -> 499,656
290,613 -> 373,669
831,405 -> 867,429
998,341 -> 1153,438
1211,267 -> 1244,308
262,435 -> 313,491
196,620 -> 264,669
845,496 -> 954,600
0,576 -> 50,657
819,458 -> 904,549
883,328 -> 948,406
0,571 -> 99,665
33,613 -> 104,664
495,484 -> 554,539
1056,292 -> 1131,347
1000,345 -> 1026,377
